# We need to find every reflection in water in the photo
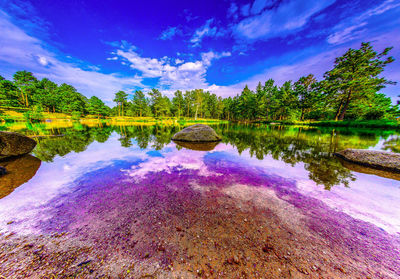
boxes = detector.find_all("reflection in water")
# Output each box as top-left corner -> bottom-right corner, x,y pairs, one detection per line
383,135 -> 400,153
0,155 -> 41,198
15,123 -> 397,189
0,123 -> 399,278
174,140 -> 220,151
338,158 -> 400,181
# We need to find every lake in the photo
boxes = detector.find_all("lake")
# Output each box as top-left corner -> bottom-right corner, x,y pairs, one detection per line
0,123 -> 399,278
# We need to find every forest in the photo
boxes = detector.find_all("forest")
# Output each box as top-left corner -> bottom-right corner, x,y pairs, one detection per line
0,42 -> 398,122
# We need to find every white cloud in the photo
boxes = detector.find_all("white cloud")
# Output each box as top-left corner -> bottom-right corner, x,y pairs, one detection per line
0,11 -> 143,104
190,19 -> 224,47
359,0 -> 400,20
37,55 -> 49,66
114,45 -> 231,92
175,58 -> 184,64
327,22 -> 367,45
234,0 -> 334,40
327,0 -> 400,45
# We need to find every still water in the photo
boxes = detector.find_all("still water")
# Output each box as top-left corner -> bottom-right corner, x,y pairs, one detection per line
0,123 -> 399,278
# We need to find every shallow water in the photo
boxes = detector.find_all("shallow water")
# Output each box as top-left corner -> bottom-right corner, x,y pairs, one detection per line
0,123 -> 400,278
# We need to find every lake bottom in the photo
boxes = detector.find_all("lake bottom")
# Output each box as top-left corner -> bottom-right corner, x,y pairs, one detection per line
1,153 -> 399,278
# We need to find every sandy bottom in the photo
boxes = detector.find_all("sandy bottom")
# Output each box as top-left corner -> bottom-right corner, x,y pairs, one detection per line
1,157 -> 400,278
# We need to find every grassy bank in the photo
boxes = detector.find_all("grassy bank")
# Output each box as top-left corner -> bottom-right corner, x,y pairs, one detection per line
255,120 -> 400,129
0,110 -> 228,125
2,110 -> 398,129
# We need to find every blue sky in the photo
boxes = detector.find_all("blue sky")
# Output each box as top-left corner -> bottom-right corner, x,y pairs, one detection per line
0,0 -> 399,104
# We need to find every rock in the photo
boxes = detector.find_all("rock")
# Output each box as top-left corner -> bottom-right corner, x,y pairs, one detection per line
335,149 -> 400,173
262,244 -> 274,252
77,260 -> 92,267
174,140 -> 219,151
0,155 -> 41,199
0,166 -> 6,176
0,131 -> 37,159
172,124 -> 221,142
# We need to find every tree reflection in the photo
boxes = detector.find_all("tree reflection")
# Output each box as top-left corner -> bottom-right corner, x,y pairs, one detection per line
19,123 -> 398,190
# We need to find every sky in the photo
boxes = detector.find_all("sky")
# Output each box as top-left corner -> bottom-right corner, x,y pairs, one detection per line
0,0 -> 399,104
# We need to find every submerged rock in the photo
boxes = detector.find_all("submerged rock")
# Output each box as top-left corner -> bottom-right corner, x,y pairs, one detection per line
0,131 -> 37,159
0,155 -> 41,199
172,124 -> 221,142
335,149 -> 400,173
175,140 -> 220,151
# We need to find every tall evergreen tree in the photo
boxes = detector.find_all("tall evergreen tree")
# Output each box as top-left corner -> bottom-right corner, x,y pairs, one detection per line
113,90 -> 128,116
13,70 -> 38,107
131,90 -> 148,117
324,42 -> 395,120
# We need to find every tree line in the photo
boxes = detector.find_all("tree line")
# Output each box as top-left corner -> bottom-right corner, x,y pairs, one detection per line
1,42 -> 398,121
0,72 -> 110,118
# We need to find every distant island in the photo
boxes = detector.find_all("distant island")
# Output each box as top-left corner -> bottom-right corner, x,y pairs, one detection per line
1,42 -> 398,128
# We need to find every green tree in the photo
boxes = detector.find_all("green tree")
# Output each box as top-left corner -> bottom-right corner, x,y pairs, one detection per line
131,90 -> 148,117
148,89 -> 170,117
13,70 -> 38,107
35,78 -> 59,112
184,90 -> 194,117
113,90 -> 128,116
57,84 -> 87,114
88,96 -> 109,117
172,90 -> 184,118
323,42 -> 395,120
0,78 -> 20,107
294,74 -> 321,120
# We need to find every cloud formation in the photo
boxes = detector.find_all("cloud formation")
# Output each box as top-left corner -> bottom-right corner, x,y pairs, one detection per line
327,0 -> 400,45
190,19 -> 224,47
234,0 -> 334,40
0,11 -> 142,104
113,44 -> 231,93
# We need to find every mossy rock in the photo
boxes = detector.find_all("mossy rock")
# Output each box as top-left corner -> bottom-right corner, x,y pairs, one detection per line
172,124 -> 221,142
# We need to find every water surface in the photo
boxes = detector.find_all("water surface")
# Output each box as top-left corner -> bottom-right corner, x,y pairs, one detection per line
0,123 -> 399,278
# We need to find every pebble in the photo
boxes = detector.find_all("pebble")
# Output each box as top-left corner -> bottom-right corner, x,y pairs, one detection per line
262,244 -> 274,252
0,166 -> 6,176
77,259 -> 92,267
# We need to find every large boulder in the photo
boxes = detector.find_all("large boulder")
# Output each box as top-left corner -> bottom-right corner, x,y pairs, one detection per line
172,124 -> 221,142
0,131 -> 37,159
335,149 -> 400,173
